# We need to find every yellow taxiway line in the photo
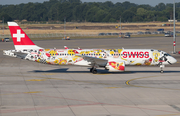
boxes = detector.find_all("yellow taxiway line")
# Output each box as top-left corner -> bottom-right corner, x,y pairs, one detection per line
125,76 -> 180,91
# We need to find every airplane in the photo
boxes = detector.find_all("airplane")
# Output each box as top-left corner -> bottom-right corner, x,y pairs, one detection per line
3,22 -> 177,74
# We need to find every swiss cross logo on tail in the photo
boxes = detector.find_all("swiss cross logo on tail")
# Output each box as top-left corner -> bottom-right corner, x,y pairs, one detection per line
7,22 -> 42,50
13,29 -> 25,42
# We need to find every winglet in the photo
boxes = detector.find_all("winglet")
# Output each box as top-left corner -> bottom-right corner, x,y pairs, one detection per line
78,47 -> 82,50
64,46 -> 69,49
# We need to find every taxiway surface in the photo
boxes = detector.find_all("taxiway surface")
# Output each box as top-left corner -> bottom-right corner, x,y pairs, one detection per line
0,37 -> 180,116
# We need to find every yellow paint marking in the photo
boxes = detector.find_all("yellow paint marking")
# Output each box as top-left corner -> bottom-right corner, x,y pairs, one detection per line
1,91 -> 42,96
126,76 -> 180,91
32,76 -> 126,87
24,91 -> 41,94
26,79 -> 46,81
125,76 -> 157,87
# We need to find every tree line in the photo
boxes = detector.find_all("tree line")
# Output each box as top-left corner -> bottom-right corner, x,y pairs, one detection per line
0,0 -> 180,23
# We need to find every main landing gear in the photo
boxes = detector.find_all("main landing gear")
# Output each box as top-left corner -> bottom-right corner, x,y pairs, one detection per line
90,67 -> 97,74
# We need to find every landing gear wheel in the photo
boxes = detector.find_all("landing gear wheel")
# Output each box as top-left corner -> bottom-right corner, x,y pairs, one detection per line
160,70 -> 163,73
90,68 -> 93,72
92,70 -> 97,74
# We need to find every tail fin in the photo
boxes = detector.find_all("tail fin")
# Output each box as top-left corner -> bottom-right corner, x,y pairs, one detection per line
8,22 -> 42,50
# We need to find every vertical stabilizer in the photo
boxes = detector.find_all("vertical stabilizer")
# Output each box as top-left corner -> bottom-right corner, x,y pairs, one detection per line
8,22 -> 42,50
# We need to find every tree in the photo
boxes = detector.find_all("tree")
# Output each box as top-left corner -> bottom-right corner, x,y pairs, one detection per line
85,6 -> 100,22
0,0 -> 180,23
121,10 -> 135,22
0,13 -> 12,22
155,3 -> 166,11
102,14 -> 111,22
121,1 -> 137,10
137,8 -> 147,18
73,3 -> 87,21
109,18 -> 116,22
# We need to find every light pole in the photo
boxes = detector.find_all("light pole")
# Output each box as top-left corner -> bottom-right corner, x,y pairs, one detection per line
64,17 -> 66,38
173,0 -> 176,54
2,17 -> 4,40
119,16 -> 121,38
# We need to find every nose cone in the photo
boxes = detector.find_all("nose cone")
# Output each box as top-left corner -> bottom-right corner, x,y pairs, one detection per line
169,56 -> 177,64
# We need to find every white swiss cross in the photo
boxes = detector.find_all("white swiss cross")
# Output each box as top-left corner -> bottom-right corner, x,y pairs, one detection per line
13,29 -> 25,42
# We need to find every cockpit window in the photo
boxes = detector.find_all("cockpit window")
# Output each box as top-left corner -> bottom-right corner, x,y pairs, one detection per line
164,53 -> 171,56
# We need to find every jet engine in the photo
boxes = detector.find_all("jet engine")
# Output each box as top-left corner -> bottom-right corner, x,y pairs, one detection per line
105,61 -> 125,72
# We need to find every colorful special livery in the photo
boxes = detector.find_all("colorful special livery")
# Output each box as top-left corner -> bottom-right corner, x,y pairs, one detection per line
3,22 -> 177,74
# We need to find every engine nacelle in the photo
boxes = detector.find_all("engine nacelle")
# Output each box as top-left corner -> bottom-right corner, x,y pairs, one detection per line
106,61 -> 125,72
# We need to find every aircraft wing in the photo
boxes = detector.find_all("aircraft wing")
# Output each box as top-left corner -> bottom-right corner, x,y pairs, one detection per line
77,55 -> 108,67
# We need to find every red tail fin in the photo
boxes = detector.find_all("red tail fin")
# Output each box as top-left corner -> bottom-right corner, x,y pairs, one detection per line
8,22 -> 42,50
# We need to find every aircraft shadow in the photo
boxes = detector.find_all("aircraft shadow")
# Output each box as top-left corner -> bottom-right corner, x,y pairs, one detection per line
31,68 -> 90,73
30,68 -> 180,74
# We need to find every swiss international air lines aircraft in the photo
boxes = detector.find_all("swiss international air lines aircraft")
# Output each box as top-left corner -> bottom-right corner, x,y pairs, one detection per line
3,22 -> 177,74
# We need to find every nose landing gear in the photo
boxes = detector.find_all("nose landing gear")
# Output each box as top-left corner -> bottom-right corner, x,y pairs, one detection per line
160,64 -> 165,73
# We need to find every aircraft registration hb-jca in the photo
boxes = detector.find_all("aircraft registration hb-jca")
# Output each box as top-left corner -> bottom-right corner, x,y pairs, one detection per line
3,22 -> 177,74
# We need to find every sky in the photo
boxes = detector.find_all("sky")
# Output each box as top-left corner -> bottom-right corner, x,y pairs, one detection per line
0,0 -> 176,6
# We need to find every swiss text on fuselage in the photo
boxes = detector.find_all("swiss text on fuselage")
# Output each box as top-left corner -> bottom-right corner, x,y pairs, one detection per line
122,51 -> 149,58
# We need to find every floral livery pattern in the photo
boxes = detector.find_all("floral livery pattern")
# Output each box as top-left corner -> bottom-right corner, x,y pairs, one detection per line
32,48 -> 154,69
109,61 -> 125,71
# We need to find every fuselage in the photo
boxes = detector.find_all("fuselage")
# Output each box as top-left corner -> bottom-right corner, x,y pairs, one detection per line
3,48 -> 177,67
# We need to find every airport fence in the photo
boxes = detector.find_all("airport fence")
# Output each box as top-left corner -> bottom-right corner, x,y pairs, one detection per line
0,33 -> 99,39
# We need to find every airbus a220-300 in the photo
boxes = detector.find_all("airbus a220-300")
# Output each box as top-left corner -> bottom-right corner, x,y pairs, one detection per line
3,22 -> 177,74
